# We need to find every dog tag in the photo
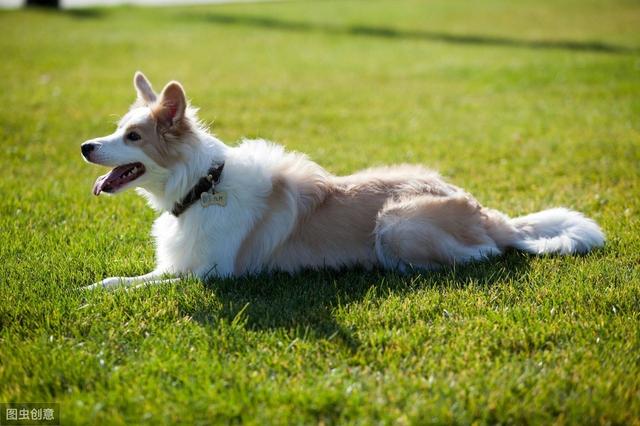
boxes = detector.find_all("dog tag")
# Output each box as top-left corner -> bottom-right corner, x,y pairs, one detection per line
200,191 -> 227,207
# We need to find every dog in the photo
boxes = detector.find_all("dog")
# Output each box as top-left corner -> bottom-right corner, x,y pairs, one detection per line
81,72 -> 605,289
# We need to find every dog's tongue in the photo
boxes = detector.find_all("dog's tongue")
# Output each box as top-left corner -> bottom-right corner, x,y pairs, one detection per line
92,165 -> 129,196
93,171 -> 113,196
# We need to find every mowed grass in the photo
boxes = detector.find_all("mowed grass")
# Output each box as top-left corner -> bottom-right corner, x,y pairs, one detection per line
1,0 -> 639,424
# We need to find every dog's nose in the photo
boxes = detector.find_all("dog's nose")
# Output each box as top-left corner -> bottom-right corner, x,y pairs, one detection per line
81,142 -> 97,159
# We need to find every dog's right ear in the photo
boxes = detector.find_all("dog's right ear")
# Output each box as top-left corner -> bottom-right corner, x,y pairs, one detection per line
134,71 -> 157,104
153,81 -> 187,129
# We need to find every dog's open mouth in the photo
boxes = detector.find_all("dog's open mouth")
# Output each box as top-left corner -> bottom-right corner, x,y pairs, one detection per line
93,162 -> 146,195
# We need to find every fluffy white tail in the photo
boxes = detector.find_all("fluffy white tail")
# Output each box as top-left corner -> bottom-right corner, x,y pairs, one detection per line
509,208 -> 605,255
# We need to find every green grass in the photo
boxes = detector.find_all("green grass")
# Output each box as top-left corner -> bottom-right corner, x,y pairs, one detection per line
1,0 -> 639,424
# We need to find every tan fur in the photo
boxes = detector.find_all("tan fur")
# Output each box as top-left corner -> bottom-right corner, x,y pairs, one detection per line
269,180 -> 389,271
480,207 -> 520,248
399,194 -> 491,247
231,159 -> 522,273
233,150 -> 333,275
375,194 -> 501,269
127,75 -> 192,168
234,163 -> 505,273
123,116 -> 187,168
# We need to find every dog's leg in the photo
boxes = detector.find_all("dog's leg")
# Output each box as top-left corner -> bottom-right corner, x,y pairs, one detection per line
84,270 -> 178,290
374,194 -> 501,270
129,277 -> 183,290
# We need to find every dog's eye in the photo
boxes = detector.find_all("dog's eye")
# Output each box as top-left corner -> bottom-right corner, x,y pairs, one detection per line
126,131 -> 142,141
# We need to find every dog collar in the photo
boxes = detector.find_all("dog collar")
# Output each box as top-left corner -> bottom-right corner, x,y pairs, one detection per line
171,162 -> 225,217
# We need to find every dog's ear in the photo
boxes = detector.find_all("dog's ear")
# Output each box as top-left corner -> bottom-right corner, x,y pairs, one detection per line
134,71 -> 157,104
154,81 -> 187,128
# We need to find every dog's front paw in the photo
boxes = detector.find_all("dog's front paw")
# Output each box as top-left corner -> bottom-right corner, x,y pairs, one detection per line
83,277 -> 124,291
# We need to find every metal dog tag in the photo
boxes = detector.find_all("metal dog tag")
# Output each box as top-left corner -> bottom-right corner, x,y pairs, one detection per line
201,190 -> 227,207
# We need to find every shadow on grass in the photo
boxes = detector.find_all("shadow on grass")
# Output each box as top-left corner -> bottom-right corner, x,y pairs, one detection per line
184,13 -> 636,55
62,8 -> 105,19
26,5 -> 107,19
45,7 -> 636,54
179,251 -> 531,351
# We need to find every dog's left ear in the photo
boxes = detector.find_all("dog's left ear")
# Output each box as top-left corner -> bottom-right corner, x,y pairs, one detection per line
133,71 -> 157,104
154,81 -> 187,128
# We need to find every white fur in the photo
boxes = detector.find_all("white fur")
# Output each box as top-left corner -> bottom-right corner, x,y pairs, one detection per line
147,139 -> 284,278
510,208 -> 605,255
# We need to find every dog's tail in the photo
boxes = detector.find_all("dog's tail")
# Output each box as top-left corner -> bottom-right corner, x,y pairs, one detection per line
486,207 -> 605,255
510,208 -> 604,254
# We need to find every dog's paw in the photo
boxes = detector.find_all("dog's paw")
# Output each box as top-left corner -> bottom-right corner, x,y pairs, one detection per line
83,277 -> 124,291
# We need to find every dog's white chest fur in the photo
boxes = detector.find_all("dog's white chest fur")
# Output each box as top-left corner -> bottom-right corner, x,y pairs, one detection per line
149,140 -> 284,278
151,208 -> 246,278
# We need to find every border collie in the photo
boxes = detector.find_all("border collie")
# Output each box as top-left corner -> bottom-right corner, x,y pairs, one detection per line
81,72 -> 604,289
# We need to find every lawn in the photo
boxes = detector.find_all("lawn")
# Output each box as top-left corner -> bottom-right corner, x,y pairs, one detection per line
1,0 -> 639,424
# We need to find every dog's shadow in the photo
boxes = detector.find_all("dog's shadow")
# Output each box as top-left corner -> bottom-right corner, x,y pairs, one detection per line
179,251 -> 531,351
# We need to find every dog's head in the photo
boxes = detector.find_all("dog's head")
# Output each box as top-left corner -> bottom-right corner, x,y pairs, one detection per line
81,72 -> 194,196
